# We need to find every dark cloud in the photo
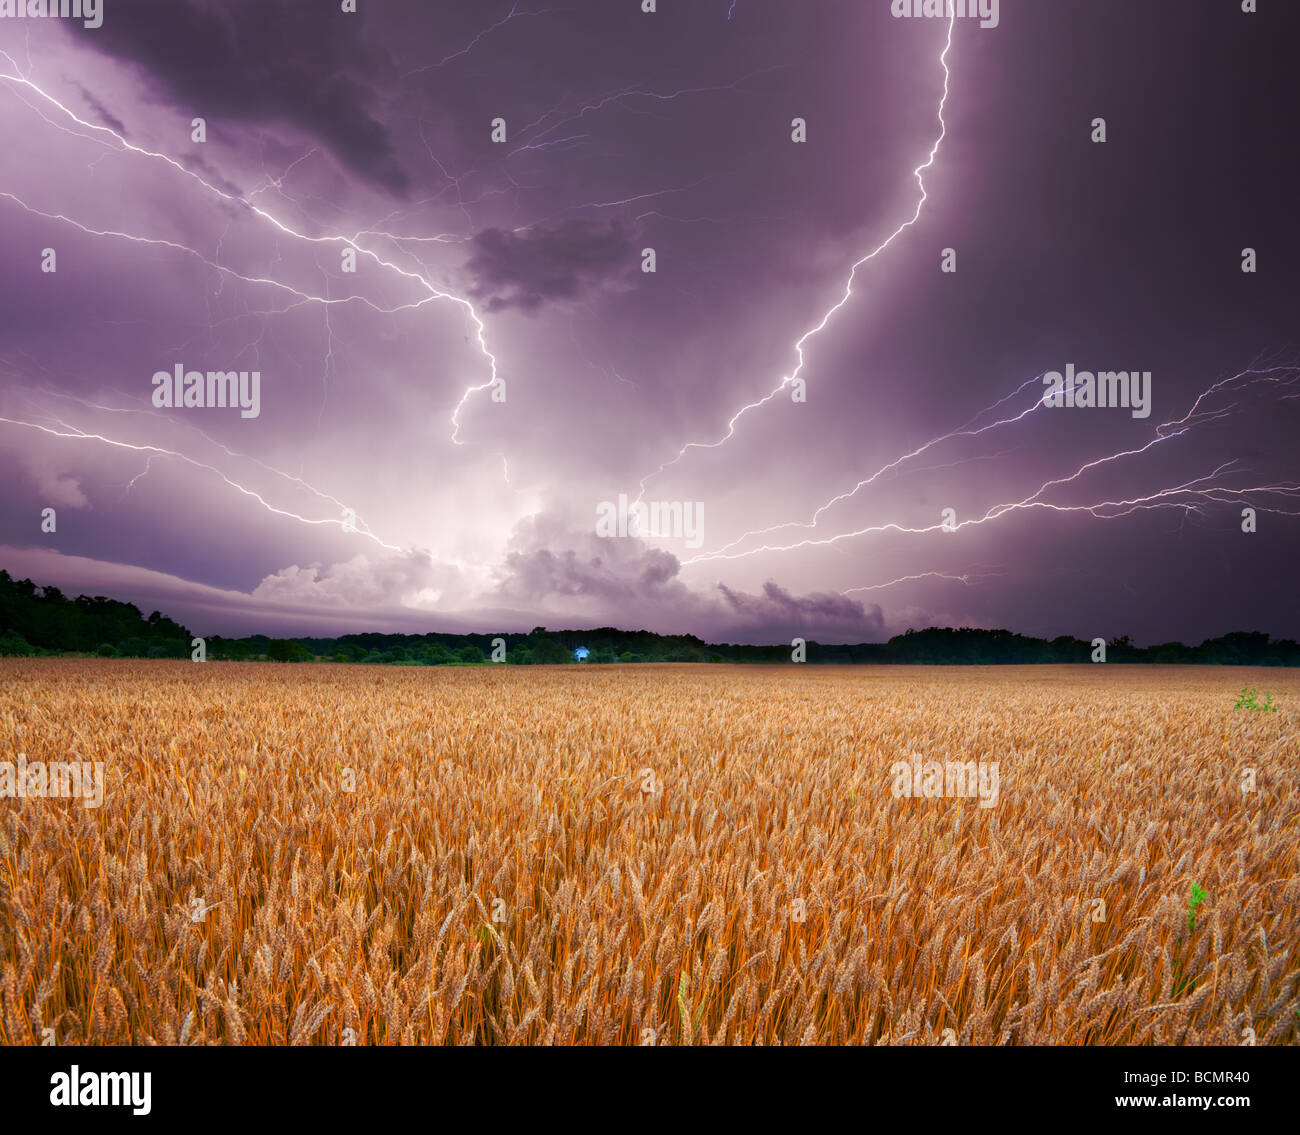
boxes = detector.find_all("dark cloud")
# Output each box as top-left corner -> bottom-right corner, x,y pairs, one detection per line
718,581 -> 884,638
74,0 -> 408,194
464,219 -> 637,314
179,149 -> 248,199
497,514 -> 689,605
73,83 -> 128,136
517,546 -> 682,602
494,516 -> 884,641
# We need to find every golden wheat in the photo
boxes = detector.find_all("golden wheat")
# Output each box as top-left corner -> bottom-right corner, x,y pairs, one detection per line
1,660 -> 1296,1045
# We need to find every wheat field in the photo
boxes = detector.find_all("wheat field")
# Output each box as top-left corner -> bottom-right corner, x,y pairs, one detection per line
1,660 -> 1296,1046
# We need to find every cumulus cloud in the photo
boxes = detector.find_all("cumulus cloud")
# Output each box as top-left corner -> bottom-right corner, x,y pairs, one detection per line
25,456 -> 89,509
494,513 -> 885,642
252,550 -> 462,609
496,511 -> 693,604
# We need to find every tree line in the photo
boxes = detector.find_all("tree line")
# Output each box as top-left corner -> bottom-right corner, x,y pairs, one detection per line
2,570 -> 1297,665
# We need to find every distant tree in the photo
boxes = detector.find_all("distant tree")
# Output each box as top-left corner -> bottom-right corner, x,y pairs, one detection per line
456,644 -> 483,664
663,644 -> 707,662
267,639 -> 312,662
528,637 -> 571,664
96,643 -> 117,657
0,630 -> 34,657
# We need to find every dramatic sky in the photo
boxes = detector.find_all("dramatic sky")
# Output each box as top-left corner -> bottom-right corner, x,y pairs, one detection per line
0,0 -> 1296,644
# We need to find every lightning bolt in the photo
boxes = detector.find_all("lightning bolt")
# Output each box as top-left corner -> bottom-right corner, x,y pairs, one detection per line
124,454 -> 153,495
0,190 -> 448,319
0,412 -> 404,552
842,567 -> 1004,595
0,52 -> 506,458
682,363 -> 1300,567
402,2 -> 557,79
31,387 -> 372,525
504,133 -> 592,161
515,65 -> 792,145
708,373 -> 1048,557
635,11 -> 956,500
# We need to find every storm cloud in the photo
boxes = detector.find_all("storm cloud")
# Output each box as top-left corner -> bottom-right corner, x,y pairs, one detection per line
73,0 -> 409,193
464,219 -> 638,314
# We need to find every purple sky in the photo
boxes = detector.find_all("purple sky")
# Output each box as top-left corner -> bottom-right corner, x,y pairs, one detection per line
1,0 -> 1297,645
